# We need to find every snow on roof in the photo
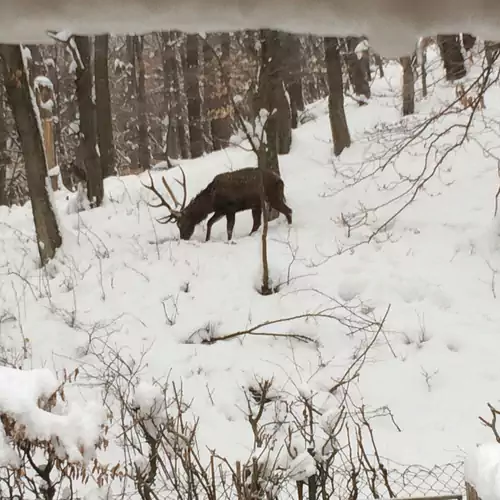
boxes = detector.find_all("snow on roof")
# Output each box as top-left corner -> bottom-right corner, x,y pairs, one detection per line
0,367 -> 104,467
1,0 -> 500,57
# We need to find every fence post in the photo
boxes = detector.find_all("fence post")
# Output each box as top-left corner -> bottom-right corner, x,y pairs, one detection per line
466,482 -> 481,500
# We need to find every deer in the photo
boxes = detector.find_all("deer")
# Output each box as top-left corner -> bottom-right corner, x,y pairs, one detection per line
142,166 -> 293,242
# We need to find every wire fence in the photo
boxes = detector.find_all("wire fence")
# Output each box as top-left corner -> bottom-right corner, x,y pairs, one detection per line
332,459 -> 465,499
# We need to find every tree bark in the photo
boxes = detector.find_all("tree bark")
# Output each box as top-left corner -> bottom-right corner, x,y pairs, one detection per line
282,33 -> 305,129
324,37 -> 351,156
185,34 -> 204,158
208,32 -> 232,150
160,31 -> 179,159
74,36 -> 103,207
255,29 -> 292,164
400,55 -> 415,116
0,74 -> 7,205
437,35 -> 466,81
135,35 -> 150,169
0,44 -> 62,264
94,34 -> 115,178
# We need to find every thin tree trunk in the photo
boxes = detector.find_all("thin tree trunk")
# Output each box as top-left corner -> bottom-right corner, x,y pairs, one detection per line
161,31 -> 179,159
185,34 -> 204,158
94,34 -> 115,178
282,33 -> 305,129
324,37 -> 351,156
135,36 -> 150,169
0,44 -> 62,264
0,74 -> 7,205
400,55 -> 415,116
207,32 -> 232,150
74,35 -> 103,207
437,35 -> 466,81
374,53 -> 384,78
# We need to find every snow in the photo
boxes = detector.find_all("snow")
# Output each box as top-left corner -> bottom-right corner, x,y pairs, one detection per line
0,367 -> 105,466
466,444 -> 500,500
2,1 -> 500,57
3,46 -> 500,497
34,75 -> 54,91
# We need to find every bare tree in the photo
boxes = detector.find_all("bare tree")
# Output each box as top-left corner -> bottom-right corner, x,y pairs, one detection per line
324,36 -> 351,156
0,44 -> 62,264
94,34 -> 115,178
74,35 -> 103,206
437,34 -> 466,81
400,55 -> 415,115
185,33 -> 204,158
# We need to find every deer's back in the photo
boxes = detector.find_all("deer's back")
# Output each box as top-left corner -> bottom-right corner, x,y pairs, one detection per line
211,168 -> 282,212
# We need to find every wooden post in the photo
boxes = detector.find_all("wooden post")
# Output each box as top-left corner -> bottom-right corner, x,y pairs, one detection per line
34,76 -> 58,191
466,482 -> 481,500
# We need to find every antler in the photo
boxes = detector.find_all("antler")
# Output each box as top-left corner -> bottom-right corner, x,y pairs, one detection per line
165,166 -> 188,211
141,170 -> 182,224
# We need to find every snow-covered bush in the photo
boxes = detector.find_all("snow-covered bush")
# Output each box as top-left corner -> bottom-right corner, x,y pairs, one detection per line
0,367 -> 110,499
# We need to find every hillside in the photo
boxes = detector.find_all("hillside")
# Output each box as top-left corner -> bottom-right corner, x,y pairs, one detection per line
2,47 -> 500,498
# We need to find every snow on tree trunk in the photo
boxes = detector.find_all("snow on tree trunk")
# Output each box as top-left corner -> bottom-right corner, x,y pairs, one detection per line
437,34 -> 466,81
94,34 -> 115,178
185,33 -> 204,158
400,55 -> 415,116
0,43 -> 62,264
324,36 -> 351,156
74,35 -> 103,207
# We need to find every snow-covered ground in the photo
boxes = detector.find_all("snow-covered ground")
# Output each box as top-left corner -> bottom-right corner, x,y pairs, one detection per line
2,47 -> 500,497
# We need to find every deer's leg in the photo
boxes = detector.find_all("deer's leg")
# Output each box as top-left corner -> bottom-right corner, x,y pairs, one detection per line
270,198 -> 293,224
206,211 -> 224,241
226,212 -> 236,241
250,208 -> 262,235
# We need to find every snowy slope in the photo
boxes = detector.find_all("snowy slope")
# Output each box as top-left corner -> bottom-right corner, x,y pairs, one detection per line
2,49 -> 500,495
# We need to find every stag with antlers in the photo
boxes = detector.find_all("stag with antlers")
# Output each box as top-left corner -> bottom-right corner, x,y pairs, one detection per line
142,167 -> 293,241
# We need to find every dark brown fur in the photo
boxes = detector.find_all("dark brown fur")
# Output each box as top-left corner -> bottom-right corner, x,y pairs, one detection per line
177,167 -> 293,241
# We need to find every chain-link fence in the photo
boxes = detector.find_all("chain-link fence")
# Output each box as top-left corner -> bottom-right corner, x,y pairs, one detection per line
332,459 -> 465,499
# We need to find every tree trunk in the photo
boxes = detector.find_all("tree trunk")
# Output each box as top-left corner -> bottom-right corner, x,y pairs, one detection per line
345,37 -> 371,102
135,36 -> 150,169
94,34 -> 115,178
0,44 -> 62,264
74,36 -> 103,207
209,32 -> 232,150
161,31 -> 179,159
255,29 -> 292,163
437,35 -> 466,81
462,34 -> 476,52
400,55 -> 415,116
0,74 -> 7,205
282,33 -> 305,129
324,37 -> 351,156
185,34 -> 204,158
374,53 -> 384,78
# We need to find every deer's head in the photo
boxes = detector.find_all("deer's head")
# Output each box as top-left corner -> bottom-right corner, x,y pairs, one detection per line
142,167 -> 193,240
